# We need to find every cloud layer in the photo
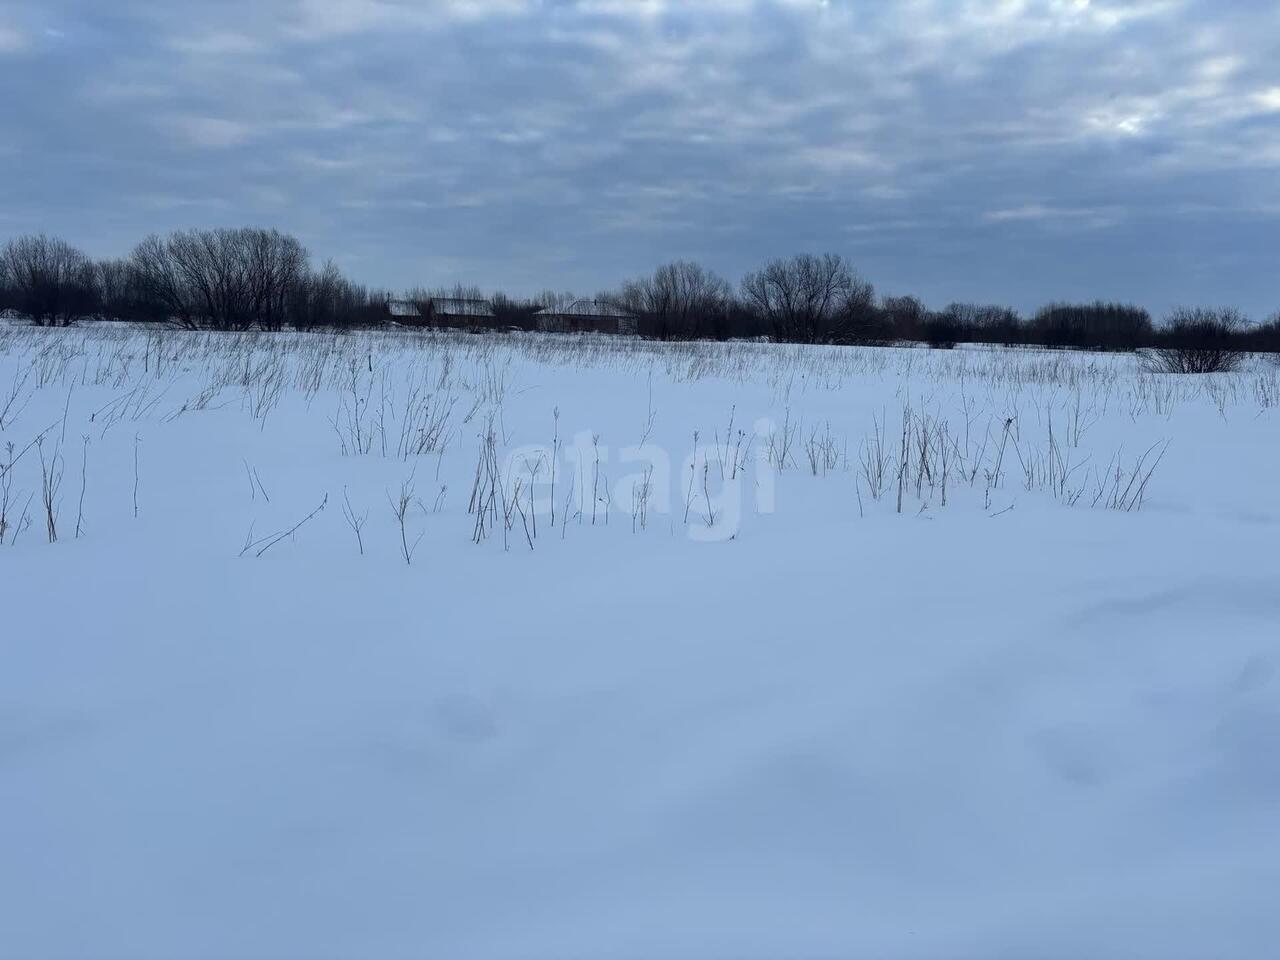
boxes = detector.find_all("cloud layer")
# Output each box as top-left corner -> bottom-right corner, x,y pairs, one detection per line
2,0 -> 1278,314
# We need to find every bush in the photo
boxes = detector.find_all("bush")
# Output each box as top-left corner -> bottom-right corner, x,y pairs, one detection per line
1031,302 -> 1152,351
1245,314 -> 1280,354
1143,308 -> 1248,374
921,312 -> 961,348
921,303 -> 1023,347
881,295 -> 927,341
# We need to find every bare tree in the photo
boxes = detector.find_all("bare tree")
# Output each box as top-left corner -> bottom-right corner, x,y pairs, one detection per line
290,260 -> 366,330
168,228 -> 253,330
245,229 -> 307,331
621,261 -> 731,340
94,258 -> 133,321
0,234 -> 99,326
741,253 -> 873,343
94,257 -> 165,322
129,233 -> 196,327
881,295 -> 927,341
129,227 -> 314,330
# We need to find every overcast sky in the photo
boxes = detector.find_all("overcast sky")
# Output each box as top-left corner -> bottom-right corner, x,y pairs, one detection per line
1,0 -> 1277,315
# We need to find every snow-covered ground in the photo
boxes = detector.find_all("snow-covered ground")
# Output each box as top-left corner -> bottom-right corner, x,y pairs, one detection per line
2,323 -> 1278,959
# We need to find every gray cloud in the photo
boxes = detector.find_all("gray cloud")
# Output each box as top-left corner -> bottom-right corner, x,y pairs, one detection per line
2,0 -> 1278,314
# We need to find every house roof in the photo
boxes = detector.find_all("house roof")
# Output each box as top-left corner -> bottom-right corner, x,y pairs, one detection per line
433,298 -> 495,318
388,300 -> 421,318
557,299 -> 637,319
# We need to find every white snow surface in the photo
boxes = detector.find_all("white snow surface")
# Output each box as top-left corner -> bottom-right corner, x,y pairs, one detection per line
2,324 -> 1279,959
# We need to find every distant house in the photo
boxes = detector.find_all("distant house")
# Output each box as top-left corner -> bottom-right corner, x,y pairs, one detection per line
537,299 -> 639,336
386,297 -> 500,330
387,299 -> 422,322
429,297 -> 497,330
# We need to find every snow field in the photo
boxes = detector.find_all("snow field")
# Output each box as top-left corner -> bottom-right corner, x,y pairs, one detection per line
2,324 -> 1279,959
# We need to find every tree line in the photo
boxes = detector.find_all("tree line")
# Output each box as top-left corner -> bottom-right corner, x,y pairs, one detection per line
0,230 -> 387,332
2,230 -> 1277,361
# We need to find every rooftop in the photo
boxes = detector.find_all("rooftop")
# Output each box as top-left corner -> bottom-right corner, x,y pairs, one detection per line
555,299 -> 637,319
387,300 -> 421,319
433,298 -> 495,318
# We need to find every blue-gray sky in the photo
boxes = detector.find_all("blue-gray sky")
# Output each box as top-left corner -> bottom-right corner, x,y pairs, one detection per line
1,0 -> 1277,316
